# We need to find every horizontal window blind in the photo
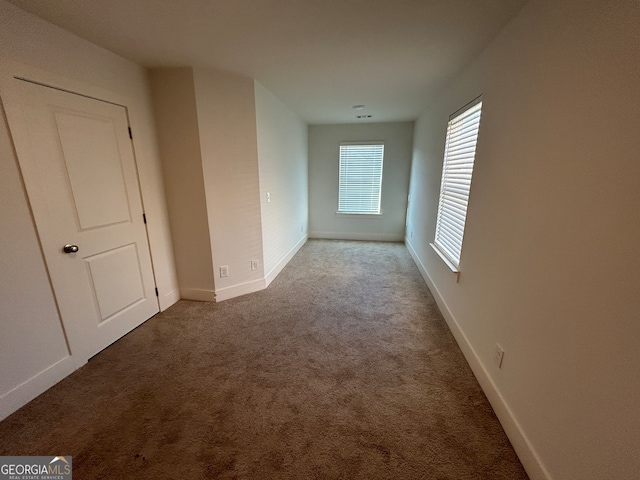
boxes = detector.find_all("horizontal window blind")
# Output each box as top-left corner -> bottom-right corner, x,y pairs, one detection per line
434,98 -> 482,268
338,143 -> 384,214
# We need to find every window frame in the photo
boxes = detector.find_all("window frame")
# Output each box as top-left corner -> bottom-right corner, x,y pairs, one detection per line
431,96 -> 483,273
336,141 -> 385,215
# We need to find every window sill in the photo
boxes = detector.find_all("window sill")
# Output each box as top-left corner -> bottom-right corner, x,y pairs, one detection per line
335,212 -> 382,219
430,243 -> 460,277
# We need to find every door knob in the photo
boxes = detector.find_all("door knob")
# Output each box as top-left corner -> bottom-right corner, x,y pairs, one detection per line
63,244 -> 79,254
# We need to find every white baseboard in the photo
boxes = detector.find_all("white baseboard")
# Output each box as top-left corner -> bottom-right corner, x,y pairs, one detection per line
215,278 -> 266,302
214,235 -> 307,302
265,235 -> 307,287
405,239 -> 551,480
179,288 -> 216,302
159,288 -> 181,310
0,355 -> 77,421
309,231 -> 404,242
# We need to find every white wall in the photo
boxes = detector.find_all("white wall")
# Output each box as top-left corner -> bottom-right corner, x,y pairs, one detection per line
0,0 -> 178,419
0,103 -> 73,419
192,68 -> 265,301
150,68 -> 215,301
254,81 -> 308,284
309,122 -> 413,241
405,0 -> 640,479
149,70 -> 307,302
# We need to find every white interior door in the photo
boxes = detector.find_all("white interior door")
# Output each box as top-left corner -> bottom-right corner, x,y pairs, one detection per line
3,79 -> 159,363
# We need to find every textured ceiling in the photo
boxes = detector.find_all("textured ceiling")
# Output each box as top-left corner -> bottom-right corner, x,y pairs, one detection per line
8,0 -> 528,124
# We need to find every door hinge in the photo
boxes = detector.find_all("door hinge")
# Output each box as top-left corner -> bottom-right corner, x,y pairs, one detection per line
143,213 -> 147,224
155,287 -> 159,297
128,127 -> 133,139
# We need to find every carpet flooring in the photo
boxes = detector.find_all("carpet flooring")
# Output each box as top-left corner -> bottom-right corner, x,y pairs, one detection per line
0,240 -> 528,479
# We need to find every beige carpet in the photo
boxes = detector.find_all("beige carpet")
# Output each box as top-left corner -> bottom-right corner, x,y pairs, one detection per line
0,240 -> 528,479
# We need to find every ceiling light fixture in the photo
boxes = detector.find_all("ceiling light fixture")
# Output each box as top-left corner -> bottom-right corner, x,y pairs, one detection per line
352,105 -> 366,111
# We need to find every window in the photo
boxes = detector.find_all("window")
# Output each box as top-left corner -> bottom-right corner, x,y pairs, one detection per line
432,97 -> 483,271
338,142 -> 384,214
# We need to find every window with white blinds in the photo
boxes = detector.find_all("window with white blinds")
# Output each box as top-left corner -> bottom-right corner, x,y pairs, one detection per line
338,142 -> 384,214
433,98 -> 482,269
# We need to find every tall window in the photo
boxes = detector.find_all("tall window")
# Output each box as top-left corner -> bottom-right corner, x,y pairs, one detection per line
432,97 -> 482,270
338,142 -> 384,214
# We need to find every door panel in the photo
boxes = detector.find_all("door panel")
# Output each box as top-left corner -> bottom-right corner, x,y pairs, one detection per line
55,110 -> 131,229
3,79 -> 159,363
85,243 -> 146,322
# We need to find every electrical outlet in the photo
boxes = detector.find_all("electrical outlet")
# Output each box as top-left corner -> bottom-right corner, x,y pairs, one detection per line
251,260 -> 259,271
266,192 -> 271,203
494,344 -> 504,368
220,265 -> 229,278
